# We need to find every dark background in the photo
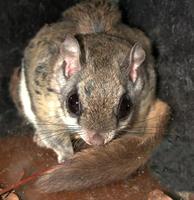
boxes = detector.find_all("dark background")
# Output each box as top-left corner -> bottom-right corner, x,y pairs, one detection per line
0,0 -> 193,192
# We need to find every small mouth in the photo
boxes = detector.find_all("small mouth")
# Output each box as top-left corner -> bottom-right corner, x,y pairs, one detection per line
83,139 -> 92,145
82,135 -> 115,146
80,129 -> 115,146
80,133 -> 104,146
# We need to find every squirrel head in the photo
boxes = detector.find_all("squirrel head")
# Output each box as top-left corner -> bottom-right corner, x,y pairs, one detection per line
50,34 -> 154,146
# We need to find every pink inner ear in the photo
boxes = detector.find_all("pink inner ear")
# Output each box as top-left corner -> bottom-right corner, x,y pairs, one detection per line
129,43 -> 145,83
65,63 -> 79,77
130,68 -> 137,82
130,63 -> 139,83
63,55 -> 81,78
60,35 -> 81,78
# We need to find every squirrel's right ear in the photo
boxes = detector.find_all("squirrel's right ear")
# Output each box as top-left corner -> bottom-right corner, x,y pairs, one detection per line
128,43 -> 145,83
50,35 -> 81,93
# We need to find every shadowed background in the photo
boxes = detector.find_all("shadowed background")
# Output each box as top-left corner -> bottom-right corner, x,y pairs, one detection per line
0,0 -> 193,192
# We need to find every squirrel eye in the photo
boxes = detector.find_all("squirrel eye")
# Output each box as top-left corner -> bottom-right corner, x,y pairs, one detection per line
67,91 -> 81,116
117,94 -> 132,120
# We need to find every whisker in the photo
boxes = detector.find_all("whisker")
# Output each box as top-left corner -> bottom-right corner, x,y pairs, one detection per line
35,131 -> 86,146
131,114 -> 166,125
72,138 -> 85,149
119,130 -> 163,135
37,128 -> 81,136
121,126 -> 165,132
35,122 -> 80,128
35,132 -> 67,142
35,114 -> 163,131
117,126 -> 166,136
36,127 -> 80,131
35,129 -> 84,142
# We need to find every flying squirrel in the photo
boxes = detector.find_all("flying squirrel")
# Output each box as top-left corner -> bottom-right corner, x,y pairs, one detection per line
12,0 -> 170,192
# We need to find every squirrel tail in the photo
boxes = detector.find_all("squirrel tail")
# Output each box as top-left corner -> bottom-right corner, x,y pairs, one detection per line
62,0 -> 121,34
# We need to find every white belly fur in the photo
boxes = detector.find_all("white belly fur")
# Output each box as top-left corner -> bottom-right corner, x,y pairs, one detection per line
19,67 -> 37,127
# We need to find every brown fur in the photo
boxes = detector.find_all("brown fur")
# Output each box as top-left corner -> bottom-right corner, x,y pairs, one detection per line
36,99 -> 170,192
62,0 -> 121,34
10,0 -> 171,193
18,0 -> 156,162
10,69 -> 170,194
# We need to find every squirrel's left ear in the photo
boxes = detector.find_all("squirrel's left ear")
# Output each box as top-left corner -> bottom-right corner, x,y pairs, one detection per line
129,43 -> 145,83
50,35 -> 81,93
60,34 -> 81,78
